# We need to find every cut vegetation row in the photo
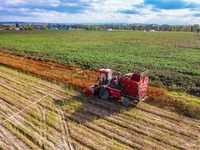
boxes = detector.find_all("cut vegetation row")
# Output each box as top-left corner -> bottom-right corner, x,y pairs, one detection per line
0,65 -> 200,150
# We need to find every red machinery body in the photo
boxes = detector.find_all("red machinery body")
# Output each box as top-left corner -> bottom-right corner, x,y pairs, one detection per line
83,68 -> 148,105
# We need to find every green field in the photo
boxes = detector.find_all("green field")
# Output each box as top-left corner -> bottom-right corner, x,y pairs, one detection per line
0,30 -> 199,94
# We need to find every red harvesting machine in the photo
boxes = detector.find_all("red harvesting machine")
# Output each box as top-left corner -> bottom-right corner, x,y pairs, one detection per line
83,68 -> 149,106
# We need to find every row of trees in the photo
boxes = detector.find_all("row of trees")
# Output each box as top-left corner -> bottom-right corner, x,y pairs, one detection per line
87,24 -> 200,32
1,23 -> 200,33
39,23 -> 200,33
48,23 -> 200,32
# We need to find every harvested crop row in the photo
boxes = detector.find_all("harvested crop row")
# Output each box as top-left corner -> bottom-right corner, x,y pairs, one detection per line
0,89 -> 81,149
0,101 -> 44,149
73,97 -> 200,149
1,91 -> 133,150
66,101 -> 198,149
136,103 -> 200,129
0,124 -> 31,150
62,105 -> 177,150
0,68 -> 81,149
87,97 -> 200,137
67,120 -> 133,150
0,86 -> 199,149
0,66 -> 60,90
0,67 -> 72,100
0,66 -> 145,149
0,65 -> 200,150
0,66 -> 134,149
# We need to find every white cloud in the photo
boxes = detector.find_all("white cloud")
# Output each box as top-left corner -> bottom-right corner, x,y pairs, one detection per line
4,0 -> 26,6
66,3 -> 78,6
3,0 -> 60,7
19,7 -> 29,12
0,0 -> 200,24
184,0 -> 200,4
36,0 -> 60,7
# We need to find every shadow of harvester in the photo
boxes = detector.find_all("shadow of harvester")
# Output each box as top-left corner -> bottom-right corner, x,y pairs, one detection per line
54,92 -> 133,124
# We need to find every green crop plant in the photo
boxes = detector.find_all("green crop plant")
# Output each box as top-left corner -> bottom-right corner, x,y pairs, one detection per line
0,30 -> 199,94
46,110 -> 58,128
83,74 -> 88,79
197,139 -> 200,144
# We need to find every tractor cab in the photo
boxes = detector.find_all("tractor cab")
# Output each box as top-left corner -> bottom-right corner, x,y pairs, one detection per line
99,68 -> 114,85
83,68 -> 114,96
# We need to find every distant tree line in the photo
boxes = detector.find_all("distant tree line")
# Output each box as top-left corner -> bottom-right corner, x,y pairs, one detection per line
0,23 -> 200,33
86,24 -> 200,33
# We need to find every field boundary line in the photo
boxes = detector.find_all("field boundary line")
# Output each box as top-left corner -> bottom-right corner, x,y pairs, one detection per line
1,84 -> 62,124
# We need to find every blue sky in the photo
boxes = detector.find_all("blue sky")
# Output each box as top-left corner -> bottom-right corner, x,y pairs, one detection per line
0,0 -> 200,25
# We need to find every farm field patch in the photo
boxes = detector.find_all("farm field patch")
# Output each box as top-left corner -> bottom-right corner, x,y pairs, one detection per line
0,30 -> 199,93
0,65 -> 200,149
0,52 -> 200,118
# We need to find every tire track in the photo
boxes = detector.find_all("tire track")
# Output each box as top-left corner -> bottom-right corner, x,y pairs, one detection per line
37,105 -> 47,149
1,79 -> 195,150
1,65 -> 200,150
65,105 -> 181,150
66,100 -> 198,149
57,106 -> 75,150
0,82 -> 87,149
0,98 -> 56,149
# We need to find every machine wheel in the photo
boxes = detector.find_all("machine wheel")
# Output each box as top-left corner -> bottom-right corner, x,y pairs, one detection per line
99,88 -> 109,100
122,97 -> 130,106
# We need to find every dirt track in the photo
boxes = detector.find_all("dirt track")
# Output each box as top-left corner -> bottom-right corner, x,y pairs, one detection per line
0,56 -> 200,149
